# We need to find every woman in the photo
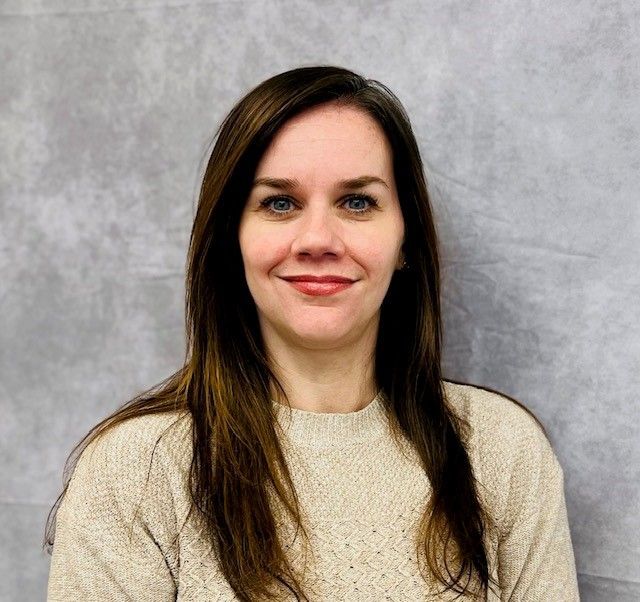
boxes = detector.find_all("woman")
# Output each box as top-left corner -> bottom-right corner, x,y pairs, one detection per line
45,66 -> 579,601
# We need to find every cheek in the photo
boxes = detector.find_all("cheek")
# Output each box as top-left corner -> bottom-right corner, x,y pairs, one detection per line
358,229 -> 403,269
240,231 -> 288,276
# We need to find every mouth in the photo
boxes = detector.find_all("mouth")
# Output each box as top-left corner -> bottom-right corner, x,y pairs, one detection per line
279,276 -> 355,296
280,275 -> 356,283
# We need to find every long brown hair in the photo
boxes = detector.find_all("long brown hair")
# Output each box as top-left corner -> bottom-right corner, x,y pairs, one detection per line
45,65 -> 544,600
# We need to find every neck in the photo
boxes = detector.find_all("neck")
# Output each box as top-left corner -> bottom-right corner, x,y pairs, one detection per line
265,325 -> 379,414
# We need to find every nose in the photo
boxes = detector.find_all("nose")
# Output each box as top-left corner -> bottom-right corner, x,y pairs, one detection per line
289,204 -> 347,260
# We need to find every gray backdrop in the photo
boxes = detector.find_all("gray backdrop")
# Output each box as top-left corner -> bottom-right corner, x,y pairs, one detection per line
1,1 -> 638,600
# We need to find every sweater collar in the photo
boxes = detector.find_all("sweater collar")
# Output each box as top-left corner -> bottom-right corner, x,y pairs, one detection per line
271,390 -> 388,449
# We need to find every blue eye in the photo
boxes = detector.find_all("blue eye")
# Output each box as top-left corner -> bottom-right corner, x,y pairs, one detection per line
345,196 -> 372,212
258,196 -> 293,214
260,194 -> 379,216
269,197 -> 294,213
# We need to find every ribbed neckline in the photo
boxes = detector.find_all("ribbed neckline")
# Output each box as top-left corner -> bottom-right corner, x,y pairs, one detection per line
271,390 -> 389,449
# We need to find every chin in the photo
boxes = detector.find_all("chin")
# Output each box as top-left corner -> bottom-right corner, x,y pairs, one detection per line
289,325 -> 358,348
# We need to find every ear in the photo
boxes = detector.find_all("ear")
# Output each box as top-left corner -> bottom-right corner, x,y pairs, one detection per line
395,246 -> 406,271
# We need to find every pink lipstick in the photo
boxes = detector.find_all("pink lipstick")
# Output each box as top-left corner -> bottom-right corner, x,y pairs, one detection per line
280,275 -> 355,297
287,281 -> 353,295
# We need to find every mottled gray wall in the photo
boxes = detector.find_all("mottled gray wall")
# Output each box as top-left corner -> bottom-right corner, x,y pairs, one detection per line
1,1 -> 638,600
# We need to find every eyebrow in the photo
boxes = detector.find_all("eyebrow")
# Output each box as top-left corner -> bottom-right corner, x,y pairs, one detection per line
252,175 -> 389,190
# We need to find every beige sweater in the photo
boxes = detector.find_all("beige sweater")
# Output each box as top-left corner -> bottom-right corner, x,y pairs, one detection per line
47,381 -> 580,601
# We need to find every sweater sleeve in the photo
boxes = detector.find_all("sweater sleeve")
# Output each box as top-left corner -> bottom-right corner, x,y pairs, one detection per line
47,420 -> 179,601
497,424 -> 580,601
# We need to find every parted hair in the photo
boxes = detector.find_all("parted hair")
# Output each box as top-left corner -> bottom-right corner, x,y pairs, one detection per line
44,65 -> 548,600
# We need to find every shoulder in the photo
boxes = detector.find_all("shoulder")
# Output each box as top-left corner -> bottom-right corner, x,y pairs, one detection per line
52,410 -> 196,577
442,379 -> 550,452
77,410 -> 193,475
64,410 -> 194,519
442,380 -> 562,528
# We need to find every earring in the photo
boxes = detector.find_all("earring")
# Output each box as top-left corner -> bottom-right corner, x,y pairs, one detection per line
400,260 -> 409,271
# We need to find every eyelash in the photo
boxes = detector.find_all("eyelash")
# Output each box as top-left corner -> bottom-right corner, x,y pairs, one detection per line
259,194 -> 380,216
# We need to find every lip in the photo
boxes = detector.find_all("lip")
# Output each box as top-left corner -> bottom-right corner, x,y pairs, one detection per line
284,280 -> 354,296
280,275 -> 356,283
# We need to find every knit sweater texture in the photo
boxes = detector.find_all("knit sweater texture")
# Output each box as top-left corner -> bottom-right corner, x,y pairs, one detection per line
47,380 -> 580,601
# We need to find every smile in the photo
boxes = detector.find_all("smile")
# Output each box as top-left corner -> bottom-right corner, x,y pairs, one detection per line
283,280 -> 354,296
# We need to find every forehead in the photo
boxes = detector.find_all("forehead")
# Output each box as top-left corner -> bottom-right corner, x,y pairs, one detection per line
255,103 -> 393,177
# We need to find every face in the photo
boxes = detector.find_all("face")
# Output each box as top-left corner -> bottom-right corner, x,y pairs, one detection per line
238,102 -> 405,351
